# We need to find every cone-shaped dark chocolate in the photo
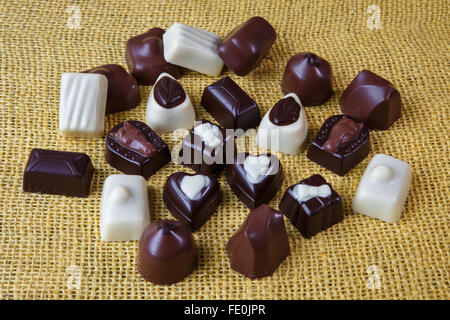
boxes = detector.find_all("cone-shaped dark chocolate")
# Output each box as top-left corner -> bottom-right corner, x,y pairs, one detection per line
340,70 -> 401,130
226,204 -> 290,279
138,220 -> 197,285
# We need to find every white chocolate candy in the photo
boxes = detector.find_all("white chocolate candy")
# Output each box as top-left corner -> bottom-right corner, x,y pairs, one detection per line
244,155 -> 271,184
256,93 -> 308,155
194,122 -> 222,148
293,184 -> 331,202
163,23 -> 224,76
100,175 -> 150,241
146,73 -> 195,134
59,72 -> 107,138
352,154 -> 412,223
180,174 -> 210,200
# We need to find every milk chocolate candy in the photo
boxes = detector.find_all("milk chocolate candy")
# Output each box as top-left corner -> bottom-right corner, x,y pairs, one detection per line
226,153 -> 283,209
138,220 -> 197,285
84,64 -> 140,115
257,93 -> 308,155
125,28 -> 182,85
163,172 -> 222,231
201,77 -> 260,131
178,120 -> 234,175
23,148 -> 94,197
307,115 -> 370,176
279,174 -> 343,238
281,52 -> 333,106
217,17 -> 276,76
227,204 -> 290,279
340,70 -> 402,130
105,120 -> 171,179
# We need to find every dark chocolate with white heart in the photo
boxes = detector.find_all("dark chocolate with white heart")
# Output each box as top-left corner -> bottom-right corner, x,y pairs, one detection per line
163,172 -> 222,231
226,153 -> 283,209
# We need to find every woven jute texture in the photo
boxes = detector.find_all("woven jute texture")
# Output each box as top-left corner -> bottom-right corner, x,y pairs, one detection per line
0,0 -> 448,300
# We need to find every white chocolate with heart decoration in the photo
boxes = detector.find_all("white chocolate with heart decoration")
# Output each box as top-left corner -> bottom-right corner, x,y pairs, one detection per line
256,93 -> 308,155
244,155 -> 271,184
59,73 -> 107,138
100,175 -> 150,241
194,123 -> 222,148
163,23 -> 223,76
180,174 -> 210,200
293,184 -> 332,202
352,154 -> 412,223
145,72 -> 195,134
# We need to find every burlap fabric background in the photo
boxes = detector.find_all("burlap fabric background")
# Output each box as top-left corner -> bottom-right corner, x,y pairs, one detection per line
0,0 -> 448,300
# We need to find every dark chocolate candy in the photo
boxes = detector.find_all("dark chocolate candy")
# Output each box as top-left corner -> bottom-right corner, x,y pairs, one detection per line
23,148 -> 94,197
217,17 -> 276,76
83,64 -> 140,114
279,174 -> 343,238
269,96 -> 300,126
163,172 -> 222,231
340,70 -> 401,130
281,52 -> 333,106
138,220 -> 197,285
201,77 -> 260,131
307,115 -> 370,176
227,204 -> 290,279
178,120 -> 234,175
226,153 -> 283,209
153,75 -> 186,108
125,28 -> 182,85
105,120 -> 170,179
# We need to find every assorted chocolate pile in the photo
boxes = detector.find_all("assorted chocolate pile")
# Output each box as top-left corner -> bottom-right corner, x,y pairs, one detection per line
23,16 -> 413,284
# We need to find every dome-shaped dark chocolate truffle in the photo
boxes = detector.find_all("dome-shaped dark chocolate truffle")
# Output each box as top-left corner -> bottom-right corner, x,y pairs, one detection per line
138,220 -> 197,285
281,52 -> 333,106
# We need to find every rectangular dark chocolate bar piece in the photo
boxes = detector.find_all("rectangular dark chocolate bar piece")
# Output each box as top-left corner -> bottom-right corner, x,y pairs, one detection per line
201,77 -> 260,131
23,148 -> 94,197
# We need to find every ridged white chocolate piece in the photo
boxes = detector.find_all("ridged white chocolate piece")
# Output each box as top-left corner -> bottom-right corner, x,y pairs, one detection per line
180,174 -> 210,200
100,175 -> 150,241
59,73 -> 107,138
146,73 -> 195,134
257,93 -> 308,155
352,154 -> 412,223
163,23 -> 224,76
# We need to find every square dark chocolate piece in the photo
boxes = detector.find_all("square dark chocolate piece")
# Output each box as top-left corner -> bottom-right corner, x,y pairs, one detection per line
307,115 -> 370,176
105,120 -> 171,179
201,77 -> 260,131
178,120 -> 234,175
279,174 -> 343,238
23,148 -> 94,197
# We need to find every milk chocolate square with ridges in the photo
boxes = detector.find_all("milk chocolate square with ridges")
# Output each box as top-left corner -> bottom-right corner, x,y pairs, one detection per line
307,115 -> 370,176
23,148 -> 94,197
279,174 -> 343,238
201,77 -> 260,131
105,120 -> 170,179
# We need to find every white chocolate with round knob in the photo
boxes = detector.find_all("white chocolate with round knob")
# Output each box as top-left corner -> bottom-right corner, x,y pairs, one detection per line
352,154 -> 412,223
100,175 -> 150,241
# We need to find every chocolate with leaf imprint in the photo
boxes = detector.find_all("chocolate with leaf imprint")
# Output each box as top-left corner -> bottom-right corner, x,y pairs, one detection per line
163,172 -> 222,231
83,64 -> 140,114
146,73 -> 195,134
307,115 -> 370,176
125,28 -> 182,85
226,152 -> 283,209
105,120 -> 171,179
